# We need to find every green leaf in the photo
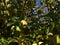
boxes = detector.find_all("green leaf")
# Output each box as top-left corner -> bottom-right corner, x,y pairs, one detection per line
49,0 -> 55,3
30,33 -> 35,39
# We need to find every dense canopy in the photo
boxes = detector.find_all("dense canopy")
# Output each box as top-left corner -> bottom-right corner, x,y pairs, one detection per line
0,0 -> 60,45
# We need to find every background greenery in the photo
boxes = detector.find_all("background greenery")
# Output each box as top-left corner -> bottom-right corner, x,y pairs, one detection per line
0,0 -> 60,45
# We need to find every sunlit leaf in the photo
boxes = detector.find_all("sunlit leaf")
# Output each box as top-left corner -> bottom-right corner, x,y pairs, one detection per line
7,4 -> 11,8
21,20 -> 28,25
32,43 -> 37,45
56,35 -> 60,44
11,26 -> 15,30
39,42 -> 43,45
58,0 -> 60,2
16,26 -> 21,32
5,0 -> 9,3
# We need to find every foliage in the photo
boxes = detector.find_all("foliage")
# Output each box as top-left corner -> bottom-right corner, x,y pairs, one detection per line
0,0 -> 60,45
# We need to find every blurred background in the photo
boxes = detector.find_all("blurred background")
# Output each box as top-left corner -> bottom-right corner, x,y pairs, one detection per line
0,0 -> 60,45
